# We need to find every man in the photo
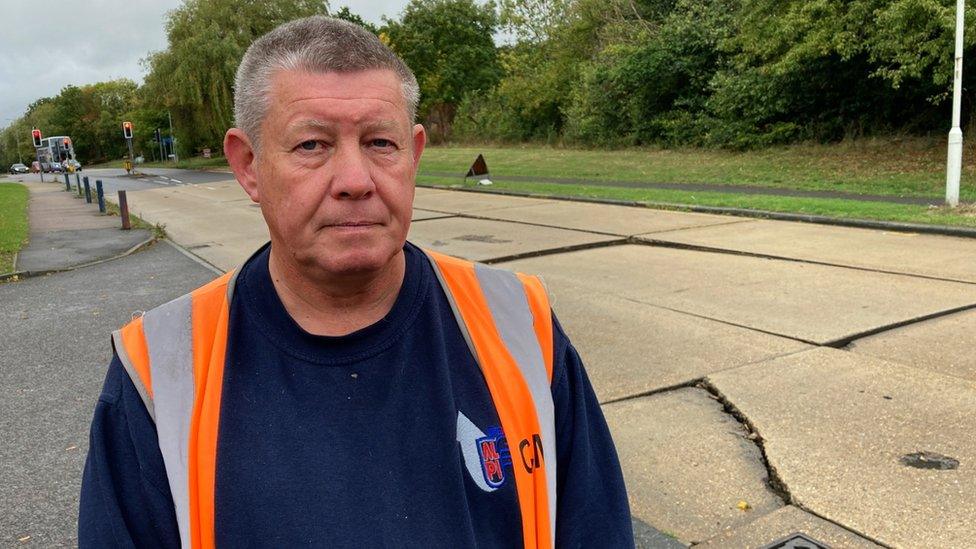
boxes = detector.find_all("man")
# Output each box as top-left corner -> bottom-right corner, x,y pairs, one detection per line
79,16 -> 632,548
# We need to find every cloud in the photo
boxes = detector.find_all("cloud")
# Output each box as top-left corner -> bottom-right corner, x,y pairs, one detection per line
0,0 -> 461,125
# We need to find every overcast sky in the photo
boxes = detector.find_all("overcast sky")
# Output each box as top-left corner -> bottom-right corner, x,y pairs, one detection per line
0,0 -> 414,127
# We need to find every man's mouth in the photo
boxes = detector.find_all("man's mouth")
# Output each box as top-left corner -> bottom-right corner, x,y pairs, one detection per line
326,221 -> 379,228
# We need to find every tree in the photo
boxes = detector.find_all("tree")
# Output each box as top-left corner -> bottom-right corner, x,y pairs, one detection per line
384,0 -> 501,141
142,0 -> 329,156
332,6 -> 378,33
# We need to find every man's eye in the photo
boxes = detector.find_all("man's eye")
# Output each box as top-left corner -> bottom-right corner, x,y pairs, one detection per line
371,139 -> 395,149
299,140 -> 318,151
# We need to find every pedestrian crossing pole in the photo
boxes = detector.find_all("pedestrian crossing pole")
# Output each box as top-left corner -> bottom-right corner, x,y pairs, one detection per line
946,0 -> 965,207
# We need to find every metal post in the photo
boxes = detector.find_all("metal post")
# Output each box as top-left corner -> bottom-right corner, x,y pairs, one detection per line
947,0 -> 966,207
80,176 -> 86,197
63,172 -> 70,191
84,179 -> 92,204
118,190 -> 131,230
75,173 -> 80,190
168,111 -> 178,162
126,137 -> 134,166
35,147 -> 44,183
95,180 -> 105,213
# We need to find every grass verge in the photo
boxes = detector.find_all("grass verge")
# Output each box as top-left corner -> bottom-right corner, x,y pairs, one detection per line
417,175 -> 976,228
419,139 -> 976,200
0,182 -> 30,272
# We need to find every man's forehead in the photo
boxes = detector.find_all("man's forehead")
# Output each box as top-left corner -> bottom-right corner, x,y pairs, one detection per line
269,68 -> 404,105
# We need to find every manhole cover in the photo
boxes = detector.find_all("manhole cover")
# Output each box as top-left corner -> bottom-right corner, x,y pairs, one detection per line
760,532 -> 830,549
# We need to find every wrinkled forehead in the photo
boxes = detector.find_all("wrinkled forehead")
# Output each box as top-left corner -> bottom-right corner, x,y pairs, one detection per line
266,68 -> 410,121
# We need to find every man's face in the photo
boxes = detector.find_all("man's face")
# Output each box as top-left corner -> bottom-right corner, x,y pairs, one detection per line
242,68 -> 425,278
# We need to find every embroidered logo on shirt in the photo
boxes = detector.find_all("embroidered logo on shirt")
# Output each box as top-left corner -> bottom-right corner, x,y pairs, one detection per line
456,411 -> 511,492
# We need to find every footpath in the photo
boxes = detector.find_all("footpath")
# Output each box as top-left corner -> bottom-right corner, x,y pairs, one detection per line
9,179 -> 151,276
119,176 -> 976,548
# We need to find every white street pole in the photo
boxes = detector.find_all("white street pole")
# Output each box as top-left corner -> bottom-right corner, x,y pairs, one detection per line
168,111 -> 178,163
946,0 -> 966,207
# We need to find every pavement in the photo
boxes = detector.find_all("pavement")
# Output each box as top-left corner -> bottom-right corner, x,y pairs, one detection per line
9,178 -> 152,275
7,171 -> 976,547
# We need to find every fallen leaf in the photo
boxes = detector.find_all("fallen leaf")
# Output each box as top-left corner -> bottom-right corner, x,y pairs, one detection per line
736,500 -> 751,511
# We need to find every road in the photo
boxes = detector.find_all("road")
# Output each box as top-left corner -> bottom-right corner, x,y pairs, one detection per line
5,167 -> 235,196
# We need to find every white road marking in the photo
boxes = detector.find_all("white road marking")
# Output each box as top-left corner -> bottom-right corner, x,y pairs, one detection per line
171,179 -> 183,184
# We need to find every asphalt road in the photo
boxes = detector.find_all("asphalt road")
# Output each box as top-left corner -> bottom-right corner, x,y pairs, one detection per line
5,167 -> 235,197
0,242 -> 217,547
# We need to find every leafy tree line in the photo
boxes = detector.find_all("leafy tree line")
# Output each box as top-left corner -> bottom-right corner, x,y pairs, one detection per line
457,0 -> 976,148
3,0 -> 975,168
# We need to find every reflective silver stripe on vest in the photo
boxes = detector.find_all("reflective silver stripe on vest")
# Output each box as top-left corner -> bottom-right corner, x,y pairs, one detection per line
474,263 -> 557,547
141,293 -> 194,549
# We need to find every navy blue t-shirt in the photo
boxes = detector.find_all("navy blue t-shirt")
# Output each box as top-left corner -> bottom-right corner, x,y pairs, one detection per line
79,242 -> 633,548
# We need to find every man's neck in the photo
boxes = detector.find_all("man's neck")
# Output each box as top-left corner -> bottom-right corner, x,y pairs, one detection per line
267,247 -> 406,337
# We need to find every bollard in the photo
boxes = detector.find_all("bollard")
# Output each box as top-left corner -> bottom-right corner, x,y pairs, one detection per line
84,179 -> 92,204
63,173 -> 70,191
75,173 -> 81,191
118,190 -> 131,230
96,180 -> 106,213
80,176 -> 87,197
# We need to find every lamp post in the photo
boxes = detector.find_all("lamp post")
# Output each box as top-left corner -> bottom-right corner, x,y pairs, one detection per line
946,0 -> 966,207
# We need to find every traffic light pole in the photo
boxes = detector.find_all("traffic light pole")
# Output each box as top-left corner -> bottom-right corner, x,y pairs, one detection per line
36,147 -> 43,182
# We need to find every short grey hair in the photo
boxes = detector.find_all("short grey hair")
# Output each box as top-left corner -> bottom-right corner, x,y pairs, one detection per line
234,16 -> 420,148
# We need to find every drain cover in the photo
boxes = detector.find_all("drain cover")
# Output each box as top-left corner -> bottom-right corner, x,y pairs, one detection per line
760,532 -> 830,549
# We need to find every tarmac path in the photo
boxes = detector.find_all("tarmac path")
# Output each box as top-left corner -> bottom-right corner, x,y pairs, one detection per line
0,242 -> 217,547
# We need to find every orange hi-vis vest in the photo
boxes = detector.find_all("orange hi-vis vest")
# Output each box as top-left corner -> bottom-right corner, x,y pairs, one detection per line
111,249 -> 557,549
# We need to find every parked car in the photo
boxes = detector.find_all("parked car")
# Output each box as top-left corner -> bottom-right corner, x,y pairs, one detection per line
9,163 -> 28,174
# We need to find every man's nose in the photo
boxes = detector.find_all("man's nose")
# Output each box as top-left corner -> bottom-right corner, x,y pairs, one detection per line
330,144 -> 376,199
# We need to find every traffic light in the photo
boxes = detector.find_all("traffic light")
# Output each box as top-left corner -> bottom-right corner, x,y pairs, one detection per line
63,137 -> 71,148
31,128 -> 42,148
122,121 -> 133,139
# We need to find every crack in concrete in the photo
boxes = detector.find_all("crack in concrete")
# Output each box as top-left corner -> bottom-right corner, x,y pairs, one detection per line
633,237 -> 976,287
609,378 -> 894,548
824,301 -> 976,348
616,294 -> 820,347
695,379 -> 793,507
481,238 -> 629,265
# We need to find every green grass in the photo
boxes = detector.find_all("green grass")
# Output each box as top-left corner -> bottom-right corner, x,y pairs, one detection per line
418,138 -> 976,200
417,175 -> 976,228
0,182 -> 30,273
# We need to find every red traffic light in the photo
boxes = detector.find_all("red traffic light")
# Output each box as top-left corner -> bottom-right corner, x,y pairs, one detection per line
122,121 -> 133,139
31,128 -> 42,148
63,138 -> 71,147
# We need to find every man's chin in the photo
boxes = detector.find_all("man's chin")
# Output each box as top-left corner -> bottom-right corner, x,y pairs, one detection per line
299,245 -> 402,279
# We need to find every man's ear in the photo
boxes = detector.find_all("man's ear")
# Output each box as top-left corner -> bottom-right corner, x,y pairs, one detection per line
411,123 -> 427,171
224,128 -> 260,202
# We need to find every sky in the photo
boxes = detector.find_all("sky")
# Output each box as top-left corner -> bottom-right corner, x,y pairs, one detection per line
0,0 -> 413,127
